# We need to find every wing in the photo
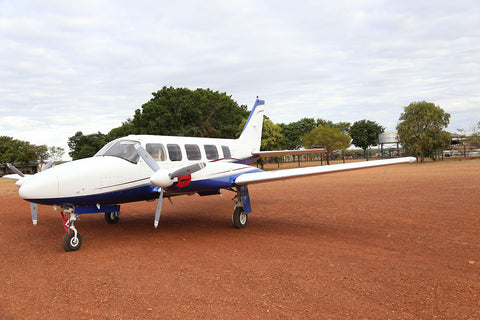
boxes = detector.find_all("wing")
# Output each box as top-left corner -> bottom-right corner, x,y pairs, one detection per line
2,174 -> 25,180
234,157 -> 416,185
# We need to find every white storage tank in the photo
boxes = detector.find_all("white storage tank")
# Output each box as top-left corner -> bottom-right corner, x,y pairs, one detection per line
378,132 -> 398,144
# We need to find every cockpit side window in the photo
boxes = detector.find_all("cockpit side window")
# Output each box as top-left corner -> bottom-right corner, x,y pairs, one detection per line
146,143 -> 166,161
95,140 -> 140,164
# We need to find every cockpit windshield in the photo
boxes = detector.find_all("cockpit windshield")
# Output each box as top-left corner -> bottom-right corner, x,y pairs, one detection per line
94,139 -> 140,164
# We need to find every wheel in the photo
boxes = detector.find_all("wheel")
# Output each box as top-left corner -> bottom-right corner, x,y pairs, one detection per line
232,206 -> 248,229
62,231 -> 82,252
105,212 -> 120,224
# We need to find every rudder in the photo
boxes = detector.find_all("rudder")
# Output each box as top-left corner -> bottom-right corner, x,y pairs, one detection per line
238,99 -> 265,152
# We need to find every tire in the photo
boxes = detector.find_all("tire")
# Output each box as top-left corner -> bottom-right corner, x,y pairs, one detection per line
232,206 -> 248,229
62,232 -> 82,252
105,212 -> 120,224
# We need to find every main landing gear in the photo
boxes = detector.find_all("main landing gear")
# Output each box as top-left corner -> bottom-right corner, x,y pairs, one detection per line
232,205 -> 247,228
231,185 -> 251,229
105,211 -> 120,224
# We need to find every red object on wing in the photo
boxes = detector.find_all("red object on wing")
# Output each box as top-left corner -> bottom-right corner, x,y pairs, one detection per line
176,174 -> 191,188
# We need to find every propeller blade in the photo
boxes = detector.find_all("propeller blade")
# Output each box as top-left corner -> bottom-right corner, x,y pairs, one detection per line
30,203 -> 38,226
169,162 -> 206,179
154,188 -> 164,228
42,160 -> 53,171
135,144 -> 160,171
6,163 -> 24,177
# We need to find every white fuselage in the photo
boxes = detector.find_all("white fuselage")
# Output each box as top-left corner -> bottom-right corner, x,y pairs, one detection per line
18,134 -> 262,206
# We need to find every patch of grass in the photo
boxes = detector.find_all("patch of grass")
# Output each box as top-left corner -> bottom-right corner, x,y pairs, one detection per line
0,178 -> 15,184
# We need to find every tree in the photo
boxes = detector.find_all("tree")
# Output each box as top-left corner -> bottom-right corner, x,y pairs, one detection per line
68,131 -> 108,160
280,118 -> 350,150
466,121 -> 480,148
128,87 -> 249,138
69,87 -> 251,159
260,117 -> 284,151
279,118 -> 317,150
107,119 -> 135,141
396,101 -> 451,162
302,125 -> 351,165
317,119 -> 351,134
0,136 -> 53,164
48,146 -> 65,163
258,117 -> 284,169
35,145 -> 49,164
349,120 -> 385,156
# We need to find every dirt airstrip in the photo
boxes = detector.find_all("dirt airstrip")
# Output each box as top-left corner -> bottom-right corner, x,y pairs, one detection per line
0,159 -> 479,319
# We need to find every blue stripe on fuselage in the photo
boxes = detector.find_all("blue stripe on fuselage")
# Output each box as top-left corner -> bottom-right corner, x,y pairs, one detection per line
25,184 -> 160,206
25,169 -> 264,206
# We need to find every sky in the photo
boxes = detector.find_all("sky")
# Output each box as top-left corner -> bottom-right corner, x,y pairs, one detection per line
1,0 -> 479,159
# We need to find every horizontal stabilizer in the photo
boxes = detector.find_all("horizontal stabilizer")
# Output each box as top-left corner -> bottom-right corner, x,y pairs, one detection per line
234,157 -> 416,185
253,148 -> 326,158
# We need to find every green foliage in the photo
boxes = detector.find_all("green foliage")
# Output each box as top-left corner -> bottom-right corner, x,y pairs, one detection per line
396,101 -> 451,162
317,119 -> 351,134
260,117 -> 284,151
69,87 -> 251,158
302,125 -> 350,164
279,118 -> 317,149
48,146 -> 65,163
68,131 -> 108,160
280,118 -> 350,149
107,119 -> 135,141
0,136 -> 48,164
69,88 -> 250,159
120,87 -> 249,139
349,120 -> 385,152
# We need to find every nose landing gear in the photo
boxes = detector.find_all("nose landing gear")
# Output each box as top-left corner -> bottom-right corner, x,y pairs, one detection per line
60,207 -> 82,252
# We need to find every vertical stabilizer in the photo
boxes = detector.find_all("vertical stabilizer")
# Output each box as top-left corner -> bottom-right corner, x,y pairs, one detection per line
238,98 -> 265,153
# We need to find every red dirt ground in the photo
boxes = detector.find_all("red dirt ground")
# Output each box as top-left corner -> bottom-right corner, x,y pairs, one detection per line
0,159 -> 479,319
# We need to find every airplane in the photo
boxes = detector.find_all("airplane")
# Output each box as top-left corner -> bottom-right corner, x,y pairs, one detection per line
5,98 -> 416,251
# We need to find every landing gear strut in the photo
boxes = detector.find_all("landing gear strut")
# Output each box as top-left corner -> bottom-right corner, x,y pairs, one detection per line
60,207 -> 82,252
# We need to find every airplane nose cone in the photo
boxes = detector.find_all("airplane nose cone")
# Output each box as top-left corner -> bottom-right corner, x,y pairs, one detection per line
19,173 -> 58,201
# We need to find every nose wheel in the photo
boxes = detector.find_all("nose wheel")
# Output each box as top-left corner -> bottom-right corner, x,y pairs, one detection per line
62,230 -> 82,251
60,207 -> 82,252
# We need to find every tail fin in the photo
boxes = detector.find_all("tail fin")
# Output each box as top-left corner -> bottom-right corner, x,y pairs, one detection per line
238,98 -> 265,152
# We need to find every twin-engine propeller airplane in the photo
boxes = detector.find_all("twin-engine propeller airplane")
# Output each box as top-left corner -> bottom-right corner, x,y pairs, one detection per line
5,98 -> 416,251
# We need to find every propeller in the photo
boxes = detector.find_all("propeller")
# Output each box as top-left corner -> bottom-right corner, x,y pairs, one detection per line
7,160 -> 53,226
134,144 -> 206,228
6,163 -> 24,177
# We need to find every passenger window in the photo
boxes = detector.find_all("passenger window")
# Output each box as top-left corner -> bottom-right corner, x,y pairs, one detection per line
146,143 -> 166,161
185,144 -> 201,160
167,144 -> 182,161
204,145 -> 219,160
221,146 -> 231,159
